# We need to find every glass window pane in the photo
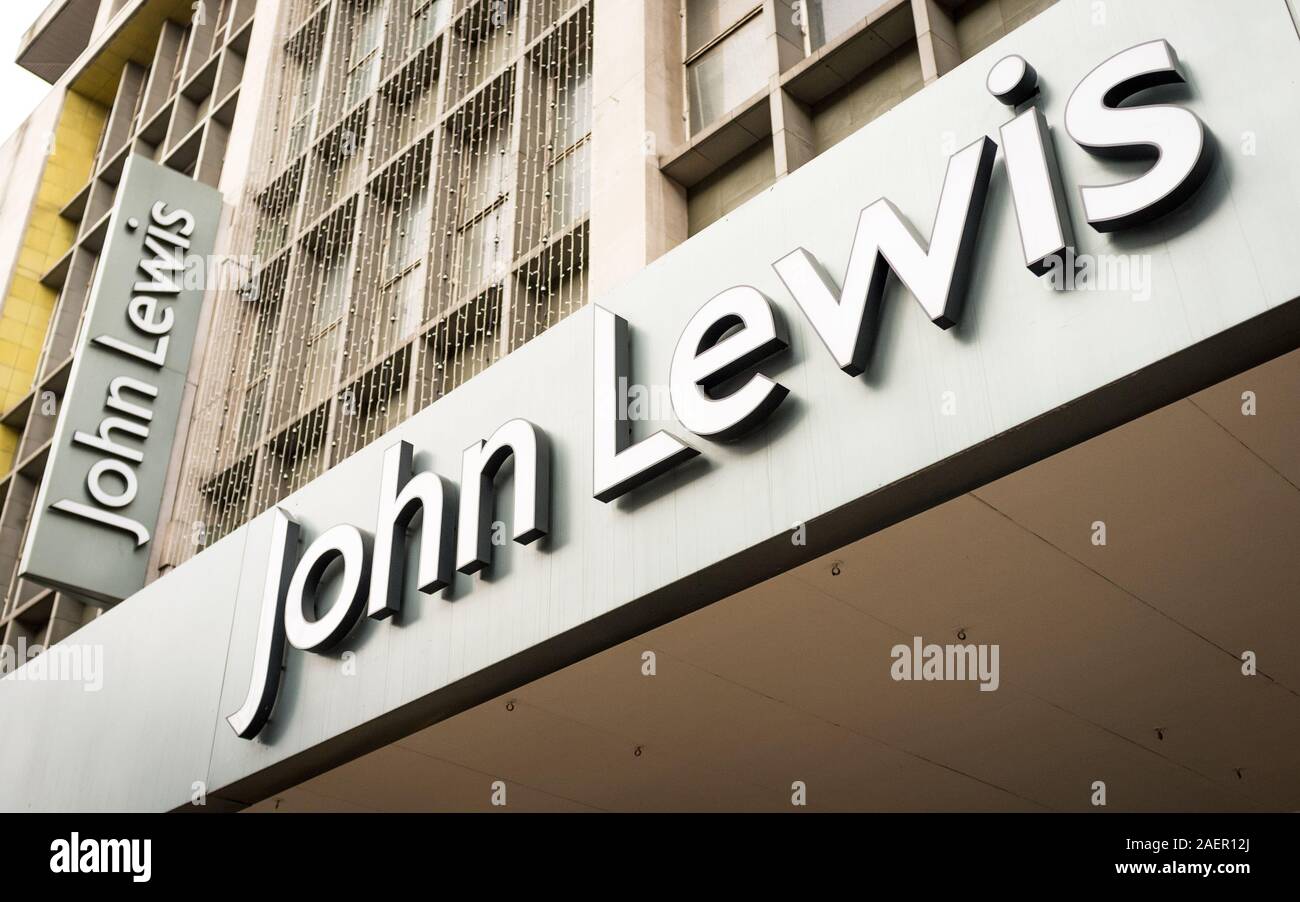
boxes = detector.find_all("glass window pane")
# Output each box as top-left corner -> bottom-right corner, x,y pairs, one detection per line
353,2 -> 385,58
343,1 -> 384,106
254,215 -> 288,258
549,141 -> 589,233
686,0 -> 760,56
413,0 -> 449,49
409,183 -> 430,261
387,183 -> 430,279
316,256 -> 348,327
555,67 -> 591,150
462,119 -> 513,216
305,324 -> 339,400
458,207 -> 505,293
461,1 -> 517,93
248,314 -> 276,377
346,54 -> 379,108
294,57 -> 319,118
377,275 -> 420,349
686,13 -> 766,134
397,270 -> 424,337
288,113 -> 312,157
808,0 -> 891,50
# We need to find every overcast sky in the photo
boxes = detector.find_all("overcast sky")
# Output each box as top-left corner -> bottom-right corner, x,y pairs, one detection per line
0,1 -> 65,146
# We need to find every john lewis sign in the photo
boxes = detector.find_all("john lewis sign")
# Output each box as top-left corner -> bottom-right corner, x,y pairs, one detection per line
20,156 -> 222,604
229,38 -> 1218,739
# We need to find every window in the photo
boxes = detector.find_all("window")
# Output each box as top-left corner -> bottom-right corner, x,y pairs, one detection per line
455,0 -> 518,98
547,63 -> 591,233
383,182 -> 431,339
685,0 -> 760,55
346,1 -> 386,109
548,141 -> 589,234
411,0 -> 450,54
455,114 -> 512,294
288,54 -> 321,157
239,313 -> 277,446
304,254 -> 349,403
458,205 -> 506,293
685,4 -> 767,134
427,291 -> 501,399
805,0 -> 891,51
386,184 -> 430,282
253,207 -> 290,258
463,121 -> 512,213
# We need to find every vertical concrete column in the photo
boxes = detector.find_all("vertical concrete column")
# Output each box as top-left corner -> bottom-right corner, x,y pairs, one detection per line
588,0 -> 689,299
90,0 -> 118,41
767,0 -> 806,72
770,84 -> 815,177
766,0 -> 813,177
912,0 -> 961,85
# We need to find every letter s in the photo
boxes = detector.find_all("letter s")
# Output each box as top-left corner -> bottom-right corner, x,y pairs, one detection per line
151,201 -> 196,237
1065,39 -> 1212,232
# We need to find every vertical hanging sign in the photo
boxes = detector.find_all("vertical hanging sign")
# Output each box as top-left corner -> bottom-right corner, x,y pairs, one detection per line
19,155 -> 222,604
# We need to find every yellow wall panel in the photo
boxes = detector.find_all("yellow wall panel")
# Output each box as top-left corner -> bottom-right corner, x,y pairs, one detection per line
0,90 -> 107,472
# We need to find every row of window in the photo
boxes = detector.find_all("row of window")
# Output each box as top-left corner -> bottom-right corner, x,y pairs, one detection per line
686,0 -> 894,134
238,0 -> 592,453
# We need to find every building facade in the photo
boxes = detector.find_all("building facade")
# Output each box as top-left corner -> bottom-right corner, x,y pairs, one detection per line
0,0 -> 1053,662
2,0 -> 1298,812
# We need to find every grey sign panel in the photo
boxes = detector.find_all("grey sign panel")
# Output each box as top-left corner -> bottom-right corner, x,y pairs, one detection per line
18,155 -> 222,604
1,0 -> 1299,810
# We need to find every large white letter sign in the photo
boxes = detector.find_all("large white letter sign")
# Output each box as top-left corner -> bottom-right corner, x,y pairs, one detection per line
1065,40 -> 1212,232
773,136 -> 998,376
456,419 -> 552,575
669,286 -> 789,441
226,508 -> 299,740
284,524 -> 370,651
593,306 -> 698,502
368,440 -> 456,619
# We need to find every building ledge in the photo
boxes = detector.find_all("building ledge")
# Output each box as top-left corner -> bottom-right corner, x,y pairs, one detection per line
659,0 -> 919,188
780,0 -> 915,106
15,0 -> 99,83
660,89 -> 772,189
60,0 -> 197,106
